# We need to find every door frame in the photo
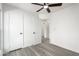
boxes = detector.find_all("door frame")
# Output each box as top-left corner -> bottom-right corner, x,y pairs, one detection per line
0,3 -> 4,55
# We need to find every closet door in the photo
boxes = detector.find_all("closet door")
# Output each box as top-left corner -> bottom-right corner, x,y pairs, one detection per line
9,10 -> 23,51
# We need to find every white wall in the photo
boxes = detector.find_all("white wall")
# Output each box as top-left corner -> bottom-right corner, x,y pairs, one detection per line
49,4 -> 79,53
0,4 -> 1,50
4,4 -> 41,53
0,10 -> 1,49
0,4 -> 1,9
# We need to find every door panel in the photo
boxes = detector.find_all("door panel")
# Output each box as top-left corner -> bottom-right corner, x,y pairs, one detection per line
9,10 -> 23,51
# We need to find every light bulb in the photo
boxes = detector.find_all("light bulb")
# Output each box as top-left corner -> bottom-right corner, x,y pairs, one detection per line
44,6 -> 48,8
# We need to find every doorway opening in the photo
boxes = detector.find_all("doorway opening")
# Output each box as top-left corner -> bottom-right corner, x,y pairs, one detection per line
41,20 -> 49,43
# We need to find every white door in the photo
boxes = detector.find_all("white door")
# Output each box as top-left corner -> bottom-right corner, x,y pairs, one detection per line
9,10 -> 23,51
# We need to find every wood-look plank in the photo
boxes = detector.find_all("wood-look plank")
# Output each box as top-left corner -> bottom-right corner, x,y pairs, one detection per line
43,43 -> 79,56
37,43 -> 56,56
4,41 -> 79,56
5,51 -> 16,56
31,45 -> 48,56
23,47 -> 37,56
36,46 -> 52,56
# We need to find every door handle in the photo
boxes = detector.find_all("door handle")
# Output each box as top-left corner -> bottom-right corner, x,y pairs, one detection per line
20,33 -> 23,35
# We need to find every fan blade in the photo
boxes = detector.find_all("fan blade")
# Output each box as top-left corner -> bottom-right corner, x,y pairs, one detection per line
36,7 -> 44,12
47,8 -> 51,13
32,3 -> 43,6
48,3 -> 62,7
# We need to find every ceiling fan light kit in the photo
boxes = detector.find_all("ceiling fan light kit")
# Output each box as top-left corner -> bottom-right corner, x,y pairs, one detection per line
32,3 -> 62,13
44,6 -> 48,9
38,13 -> 49,20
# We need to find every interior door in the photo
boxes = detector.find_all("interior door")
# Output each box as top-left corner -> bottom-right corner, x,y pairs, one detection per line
9,10 -> 23,51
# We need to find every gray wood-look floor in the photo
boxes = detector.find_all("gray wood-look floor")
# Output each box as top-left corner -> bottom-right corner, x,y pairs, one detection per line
4,39 -> 79,56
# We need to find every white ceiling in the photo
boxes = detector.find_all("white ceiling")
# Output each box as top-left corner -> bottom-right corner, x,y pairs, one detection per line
6,3 -> 76,13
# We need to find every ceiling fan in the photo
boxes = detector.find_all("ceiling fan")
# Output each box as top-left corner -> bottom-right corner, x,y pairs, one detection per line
32,3 -> 62,13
